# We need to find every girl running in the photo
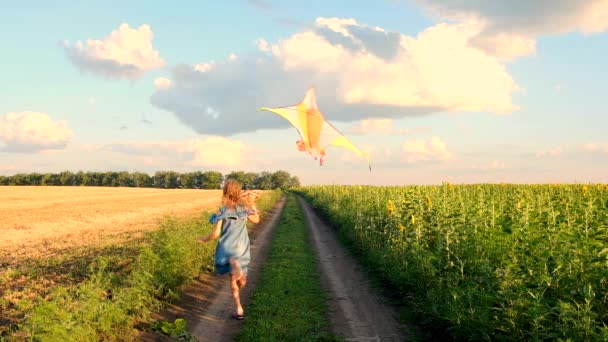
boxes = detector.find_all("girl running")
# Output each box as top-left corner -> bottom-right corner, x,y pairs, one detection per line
198,179 -> 260,320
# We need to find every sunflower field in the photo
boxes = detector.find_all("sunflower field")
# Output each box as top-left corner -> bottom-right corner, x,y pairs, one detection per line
295,184 -> 608,341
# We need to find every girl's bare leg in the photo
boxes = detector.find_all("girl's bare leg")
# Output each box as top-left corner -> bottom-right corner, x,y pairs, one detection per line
237,274 -> 247,289
230,275 -> 244,316
229,257 -> 242,280
229,258 -> 245,315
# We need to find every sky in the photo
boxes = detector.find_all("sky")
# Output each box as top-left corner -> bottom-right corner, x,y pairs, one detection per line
1,0 -> 607,185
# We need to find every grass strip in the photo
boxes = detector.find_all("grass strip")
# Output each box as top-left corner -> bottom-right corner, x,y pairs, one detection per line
236,194 -> 339,342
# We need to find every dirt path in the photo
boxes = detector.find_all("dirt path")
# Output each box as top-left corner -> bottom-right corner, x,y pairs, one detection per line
299,197 -> 408,342
141,196 -> 286,342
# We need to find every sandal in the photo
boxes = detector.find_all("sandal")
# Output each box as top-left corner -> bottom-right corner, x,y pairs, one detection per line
232,311 -> 245,320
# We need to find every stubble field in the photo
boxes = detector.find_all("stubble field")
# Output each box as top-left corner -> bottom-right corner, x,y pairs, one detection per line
0,186 -> 222,264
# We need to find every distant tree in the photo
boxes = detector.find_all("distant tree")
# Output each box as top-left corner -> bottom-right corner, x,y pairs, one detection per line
8,173 -> 29,185
85,172 -> 103,186
153,171 -> 166,188
271,170 -> 293,190
133,172 -> 152,188
254,172 -> 273,190
225,171 -> 246,185
41,173 -> 60,186
288,175 -> 301,188
202,171 -> 223,189
189,171 -> 205,189
74,171 -> 86,186
180,172 -> 194,189
242,172 -> 257,189
84,172 -> 102,186
117,171 -> 134,187
59,171 -> 76,186
164,171 -> 180,189
101,172 -> 119,187
28,173 -> 43,185
0,170 -> 300,189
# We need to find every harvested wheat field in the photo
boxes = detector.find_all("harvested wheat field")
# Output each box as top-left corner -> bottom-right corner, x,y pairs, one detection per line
0,186 -> 222,265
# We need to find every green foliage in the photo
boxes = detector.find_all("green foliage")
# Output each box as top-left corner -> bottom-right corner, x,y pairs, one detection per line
151,318 -> 197,341
225,171 -> 257,189
21,258 -> 139,341
295,184 -> 608,341
270,170 -> 300,190
0,170 -> 298,189
254,171 -> 274,189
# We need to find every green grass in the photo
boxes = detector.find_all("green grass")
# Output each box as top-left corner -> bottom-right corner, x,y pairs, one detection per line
236,194 -> 340,342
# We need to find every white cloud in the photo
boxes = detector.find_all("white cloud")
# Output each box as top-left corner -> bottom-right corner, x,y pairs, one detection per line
64,23 -> 164,80
154,77 -> 172,89
350,119 -> 427,135
472,160 -> 506,171
468,30 -> 536,60
323,22 -> 517,112
0,112 -> 73,152
273,19 -> 518,112
77,144 -> 103,153
256,38 -> 270,52
536,147 -> 564,158
583,143 -> 608,153
151,17 -> 519,136
194,62 -> 213,72
351,119 -> 393,134
416,0 -> 608,59
315,17 -> 358,36
189,137 -> 247,167
402,136 -> 452,163
106,137 -> 250,167
0,164 -> 17,173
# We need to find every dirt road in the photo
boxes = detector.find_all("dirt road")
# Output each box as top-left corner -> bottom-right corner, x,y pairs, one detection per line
299,197 -> 408,341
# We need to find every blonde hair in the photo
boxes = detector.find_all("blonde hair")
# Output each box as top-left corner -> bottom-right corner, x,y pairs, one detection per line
222,179 -> 254,208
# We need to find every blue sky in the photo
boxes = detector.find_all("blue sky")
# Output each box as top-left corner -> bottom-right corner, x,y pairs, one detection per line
1,0 -> 607,185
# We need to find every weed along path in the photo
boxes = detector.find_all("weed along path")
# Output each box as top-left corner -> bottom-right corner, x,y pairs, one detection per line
299,197 -> 409,341
141,196 -> 286,342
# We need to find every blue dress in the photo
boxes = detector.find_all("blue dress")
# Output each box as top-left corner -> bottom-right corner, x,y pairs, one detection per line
214,205 -> 253,275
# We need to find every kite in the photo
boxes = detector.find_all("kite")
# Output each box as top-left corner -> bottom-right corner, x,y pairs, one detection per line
259,88 -> 372,171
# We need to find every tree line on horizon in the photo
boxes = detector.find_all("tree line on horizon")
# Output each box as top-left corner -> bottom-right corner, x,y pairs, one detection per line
0,170 -> 300,190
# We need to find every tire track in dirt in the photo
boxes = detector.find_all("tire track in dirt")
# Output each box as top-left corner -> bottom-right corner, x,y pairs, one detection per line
299,197 -> 409,342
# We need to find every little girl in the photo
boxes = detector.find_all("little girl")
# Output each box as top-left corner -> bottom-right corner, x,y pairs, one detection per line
198,179 -> 260,320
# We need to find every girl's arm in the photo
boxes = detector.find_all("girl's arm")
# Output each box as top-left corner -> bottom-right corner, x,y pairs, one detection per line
198,219 -> 223,243
247,206 -> 260,224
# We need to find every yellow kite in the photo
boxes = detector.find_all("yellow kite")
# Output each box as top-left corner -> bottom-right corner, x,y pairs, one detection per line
259,88 -> 372,171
